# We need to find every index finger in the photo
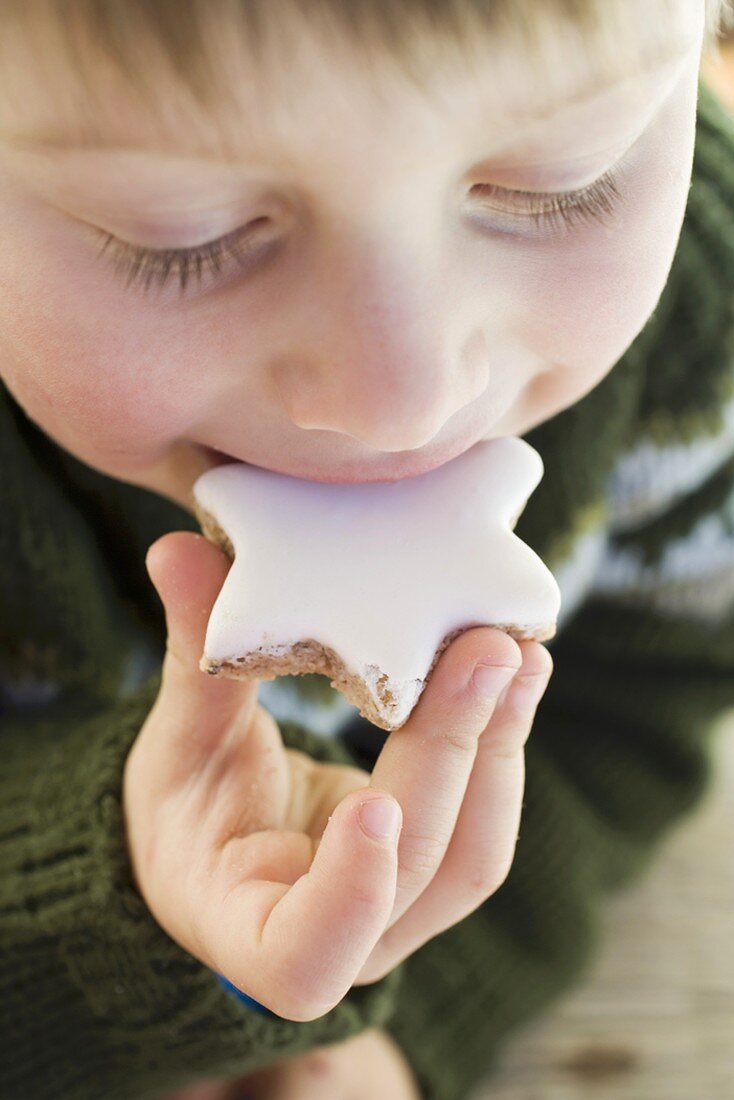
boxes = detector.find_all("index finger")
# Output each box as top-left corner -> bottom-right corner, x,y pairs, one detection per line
143,531 -> 264,788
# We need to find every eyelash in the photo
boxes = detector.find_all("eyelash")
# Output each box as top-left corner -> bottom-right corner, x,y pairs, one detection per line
470,165 -> 624,234
92,217 -> 274,296
94,166 -> 625,296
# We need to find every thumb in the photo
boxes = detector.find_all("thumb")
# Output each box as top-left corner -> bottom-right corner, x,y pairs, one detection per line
145,530 -> 261,761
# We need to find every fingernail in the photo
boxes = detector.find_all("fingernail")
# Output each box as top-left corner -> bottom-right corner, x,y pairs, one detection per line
470,662 -> 518,698
358,797 -> 402,842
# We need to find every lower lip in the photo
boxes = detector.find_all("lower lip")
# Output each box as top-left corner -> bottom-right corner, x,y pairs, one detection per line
198,437 -> 491,483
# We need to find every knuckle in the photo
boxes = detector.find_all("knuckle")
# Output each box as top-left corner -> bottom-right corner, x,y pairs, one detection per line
461,855 -> 514,901
269,966 -> 342,1023
439,720 -> 483,754
514,668 -> 552,691
487,731 -> 528,760
163,638 -> 189,677
398,831 -> 447,887
346,878 -> 383,912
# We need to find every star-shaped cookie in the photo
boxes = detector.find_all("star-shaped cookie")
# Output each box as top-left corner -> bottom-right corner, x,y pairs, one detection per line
192,435 -> 561,731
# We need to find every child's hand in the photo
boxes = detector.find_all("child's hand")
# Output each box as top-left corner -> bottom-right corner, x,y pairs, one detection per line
240,1028 -> 421,1100
123,531 -> 552,1020
164,1027 -> 420,1100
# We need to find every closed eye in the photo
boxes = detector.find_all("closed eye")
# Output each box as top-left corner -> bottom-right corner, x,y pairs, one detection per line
469,164 -> 625,234
91,163 -> 627,298
90,215 -> 276,295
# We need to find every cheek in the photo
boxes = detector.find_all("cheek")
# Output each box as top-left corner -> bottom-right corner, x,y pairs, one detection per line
519,59 -> 698,389
0,200 -> 209,472
0,310 -> 183,468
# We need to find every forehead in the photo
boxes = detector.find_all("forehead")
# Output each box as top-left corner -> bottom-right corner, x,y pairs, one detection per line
0,0 -> 701,166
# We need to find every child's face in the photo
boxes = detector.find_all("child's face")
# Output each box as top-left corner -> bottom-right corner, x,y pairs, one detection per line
0,5 -> 705,512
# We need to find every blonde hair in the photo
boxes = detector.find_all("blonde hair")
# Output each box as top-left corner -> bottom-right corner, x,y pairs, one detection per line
2,0 -> 732,123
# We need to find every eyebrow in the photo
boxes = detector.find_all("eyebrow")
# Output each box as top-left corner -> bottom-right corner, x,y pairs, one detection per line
1,37 -> 692,162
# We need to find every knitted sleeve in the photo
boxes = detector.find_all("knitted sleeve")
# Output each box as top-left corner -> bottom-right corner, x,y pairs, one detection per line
0,671 -> 402,1099
368,467 -> 734,1099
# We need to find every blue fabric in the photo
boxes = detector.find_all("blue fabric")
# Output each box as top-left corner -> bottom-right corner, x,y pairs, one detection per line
214,972 -> 278,1016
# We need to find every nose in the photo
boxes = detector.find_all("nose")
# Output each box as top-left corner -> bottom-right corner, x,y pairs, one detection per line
271,246 -> 488,453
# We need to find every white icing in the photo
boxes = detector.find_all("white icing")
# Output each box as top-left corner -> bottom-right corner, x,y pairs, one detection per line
193,436 -> 561,726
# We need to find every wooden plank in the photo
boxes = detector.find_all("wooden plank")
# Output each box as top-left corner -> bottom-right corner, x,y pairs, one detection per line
476,712 -> 734,1099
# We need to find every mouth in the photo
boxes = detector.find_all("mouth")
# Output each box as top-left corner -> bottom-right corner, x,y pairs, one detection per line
197,432 -> 499,484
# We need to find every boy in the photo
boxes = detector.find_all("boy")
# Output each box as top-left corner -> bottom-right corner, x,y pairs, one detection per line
1,1 -> 733,1098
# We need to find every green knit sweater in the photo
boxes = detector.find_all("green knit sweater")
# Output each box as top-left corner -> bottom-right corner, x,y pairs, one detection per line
1,80 -> 733,1100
